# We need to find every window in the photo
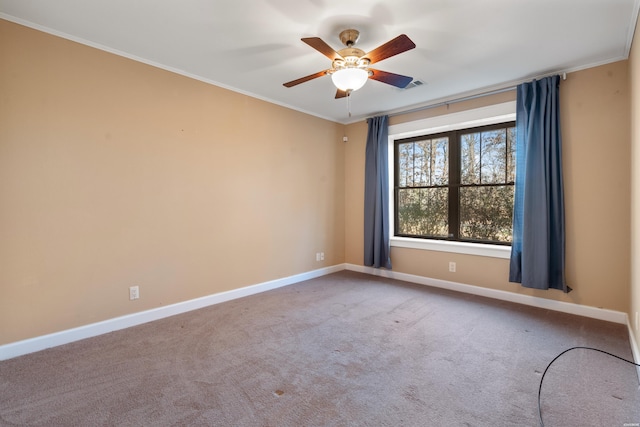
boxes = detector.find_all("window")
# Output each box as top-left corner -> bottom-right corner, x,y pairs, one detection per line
394,122 -> 516,245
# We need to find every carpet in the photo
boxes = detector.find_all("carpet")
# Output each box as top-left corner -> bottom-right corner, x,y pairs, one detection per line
1,271 -> 638,426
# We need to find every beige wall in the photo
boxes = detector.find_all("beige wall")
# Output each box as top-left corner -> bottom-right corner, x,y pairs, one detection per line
630,18 -> 640,347
345,61 -> 631,314
0,20 -> 345,344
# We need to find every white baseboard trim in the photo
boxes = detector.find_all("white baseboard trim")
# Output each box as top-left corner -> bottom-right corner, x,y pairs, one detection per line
0,264 -> 345,361
345,263 -> 628,325
628,319 -> 640,384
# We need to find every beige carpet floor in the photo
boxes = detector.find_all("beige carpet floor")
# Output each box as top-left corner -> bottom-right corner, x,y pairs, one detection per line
1,271 -> 639,426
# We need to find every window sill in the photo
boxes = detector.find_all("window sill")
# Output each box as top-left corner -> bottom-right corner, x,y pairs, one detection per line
390,236 -> 511,259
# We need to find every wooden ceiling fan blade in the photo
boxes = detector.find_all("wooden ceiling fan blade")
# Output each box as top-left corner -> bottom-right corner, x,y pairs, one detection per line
301,37 -> 344,61
364,34 -> 416,65
369,69 -> 414,88
283,70 -> 329,88
335,89 -> 348,99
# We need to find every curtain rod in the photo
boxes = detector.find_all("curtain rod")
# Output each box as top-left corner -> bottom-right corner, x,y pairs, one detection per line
385,72 -> 567,119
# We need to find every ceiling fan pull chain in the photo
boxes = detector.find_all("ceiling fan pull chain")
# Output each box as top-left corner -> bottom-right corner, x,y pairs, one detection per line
347,90 -> 352,117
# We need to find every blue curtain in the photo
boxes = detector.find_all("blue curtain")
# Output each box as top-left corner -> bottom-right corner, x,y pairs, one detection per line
509,75 -> 569,292
364,115 -> 392,269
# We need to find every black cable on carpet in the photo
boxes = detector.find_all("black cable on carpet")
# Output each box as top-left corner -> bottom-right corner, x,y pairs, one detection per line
538,346 -> 640,427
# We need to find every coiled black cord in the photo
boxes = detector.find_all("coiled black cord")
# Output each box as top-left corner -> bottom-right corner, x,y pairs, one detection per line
538,346 -> 640,427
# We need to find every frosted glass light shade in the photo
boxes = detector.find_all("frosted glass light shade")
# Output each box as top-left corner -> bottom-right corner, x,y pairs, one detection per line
331,68 -> 368,92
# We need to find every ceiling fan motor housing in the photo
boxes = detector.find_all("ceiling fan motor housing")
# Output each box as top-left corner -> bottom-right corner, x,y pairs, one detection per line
333,47 -> 369,72
338,47 -> 365,59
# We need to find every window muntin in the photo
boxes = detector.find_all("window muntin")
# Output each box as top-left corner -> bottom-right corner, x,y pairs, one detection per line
394,122 -> 515,245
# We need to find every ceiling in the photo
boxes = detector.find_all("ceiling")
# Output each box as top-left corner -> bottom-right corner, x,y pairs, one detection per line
1,0 -> 638,124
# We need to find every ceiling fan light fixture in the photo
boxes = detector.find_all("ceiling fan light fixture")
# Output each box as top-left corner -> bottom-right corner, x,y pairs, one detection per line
331,68 -> 368,92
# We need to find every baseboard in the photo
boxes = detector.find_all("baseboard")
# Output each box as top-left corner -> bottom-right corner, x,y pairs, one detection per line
0,264 -> 346,361
345,263 -> 628,324
628,319 -> 640,384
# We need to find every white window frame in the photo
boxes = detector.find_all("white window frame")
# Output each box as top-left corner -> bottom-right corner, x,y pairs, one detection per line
388,102 -> 516,259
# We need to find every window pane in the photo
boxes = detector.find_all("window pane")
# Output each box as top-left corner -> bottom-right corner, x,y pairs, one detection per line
425,137 -> 448,186
398,143 -> 414,187
507,127 -> 516,183
398,138 -> 448,188
480,129 -> 507,184
459,186 -> 514,242
461,133 -> 480,184
413,141 -> 428,186
397,188 -> 448,237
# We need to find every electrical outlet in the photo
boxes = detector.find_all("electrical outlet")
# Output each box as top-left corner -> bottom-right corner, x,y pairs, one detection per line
129,285 -> 139,300
316,253 -> 321,261
320,252 -> 325,261
449,262 -> 456,273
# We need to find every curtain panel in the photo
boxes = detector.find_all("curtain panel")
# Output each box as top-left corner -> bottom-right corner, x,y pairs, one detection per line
509,75 -> 569,292
364,115 -> 392,269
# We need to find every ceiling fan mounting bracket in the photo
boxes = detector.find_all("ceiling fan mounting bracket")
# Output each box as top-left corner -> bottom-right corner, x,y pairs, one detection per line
339,29 -> 360,47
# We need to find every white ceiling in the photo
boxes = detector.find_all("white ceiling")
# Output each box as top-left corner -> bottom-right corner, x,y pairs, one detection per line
1,0 -> 638,124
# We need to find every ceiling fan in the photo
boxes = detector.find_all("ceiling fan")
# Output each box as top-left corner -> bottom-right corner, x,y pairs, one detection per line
283,29 -> 416,99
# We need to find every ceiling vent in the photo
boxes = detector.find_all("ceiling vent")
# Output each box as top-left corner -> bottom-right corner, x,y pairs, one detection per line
402,79 -> 425,90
